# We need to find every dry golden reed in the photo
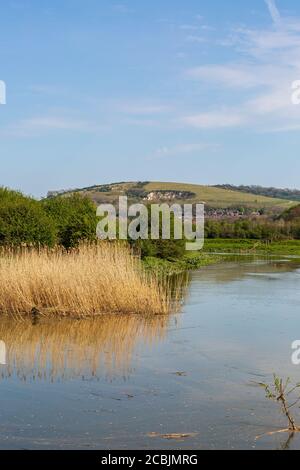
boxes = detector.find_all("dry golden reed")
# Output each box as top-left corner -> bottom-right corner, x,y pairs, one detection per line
0,243 -> 171,317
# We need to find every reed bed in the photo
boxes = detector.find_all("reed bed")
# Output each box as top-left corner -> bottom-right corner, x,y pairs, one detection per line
0,243 -> 172,317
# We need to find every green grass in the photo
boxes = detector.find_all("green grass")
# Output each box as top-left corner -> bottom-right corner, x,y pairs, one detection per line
203,239 -> 300,256
144,182 -> 294,210
143,252 -> 223,275
143,239 -> 300,275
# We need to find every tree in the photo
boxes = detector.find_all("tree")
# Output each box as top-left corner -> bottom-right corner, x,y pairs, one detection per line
0,187 -> 56,246
43,194 -> 97,248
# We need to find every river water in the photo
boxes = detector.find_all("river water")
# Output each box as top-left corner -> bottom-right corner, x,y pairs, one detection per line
0,257 -> 299,450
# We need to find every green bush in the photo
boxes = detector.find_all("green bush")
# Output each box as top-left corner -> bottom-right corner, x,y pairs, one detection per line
0,188 -> 56,246
43,194 -> 97,248
133,238 -> 186,260
130,209 -> 186,260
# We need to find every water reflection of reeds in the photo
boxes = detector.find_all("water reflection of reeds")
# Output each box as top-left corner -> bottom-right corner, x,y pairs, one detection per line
0,315 -> 168,381
0,273 -> 189,382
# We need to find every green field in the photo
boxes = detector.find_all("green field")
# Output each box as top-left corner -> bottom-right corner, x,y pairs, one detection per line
203,239 -> 300,256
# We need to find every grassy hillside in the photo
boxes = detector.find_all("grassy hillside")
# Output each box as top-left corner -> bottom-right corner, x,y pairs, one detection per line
49,181 -> 295,213
144,182 -> 294,210
215,184 -> 300,202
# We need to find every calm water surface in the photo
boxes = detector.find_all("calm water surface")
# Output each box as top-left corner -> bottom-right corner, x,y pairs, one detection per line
0,257 -> 300,450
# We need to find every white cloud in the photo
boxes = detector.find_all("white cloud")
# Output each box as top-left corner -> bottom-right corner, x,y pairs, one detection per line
181,111 -> 245,129
186,64 -> 273,88
180,24 -> 198,31
121,117 -> 158,127
200,25 -> 215,31
240,28 -> 300,55
1,115 -> 106,137
266,122 -> 300,132
181,0 -> 300,133
149,142 -> 219,159
114,100 -> 171,115
186,35 -> 206,44
112,4 -> 133,14
265,0 -> 281,26
246,88 -> 291,114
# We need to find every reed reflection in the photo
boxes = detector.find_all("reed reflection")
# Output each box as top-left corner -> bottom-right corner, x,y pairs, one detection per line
0,313 -> 178,382
0,340 -> 6,365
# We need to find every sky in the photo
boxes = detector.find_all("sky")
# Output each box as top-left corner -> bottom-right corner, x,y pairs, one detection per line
1,0 -> 300,197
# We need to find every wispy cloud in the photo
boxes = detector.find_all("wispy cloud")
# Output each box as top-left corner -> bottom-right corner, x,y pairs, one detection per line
181,0 -> 300,133
186,64 -> 274,88
181,111 -> 245,129
113,100 -> 171,116
149,142 -> 219,159
265,0 -> 281,26
1,115 -> 107,137
186,35 -> 206,44
112,4 -> 133,14
180,24 -> 198,31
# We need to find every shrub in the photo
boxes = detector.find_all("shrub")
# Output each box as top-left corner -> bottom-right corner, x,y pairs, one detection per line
43,194 -> 97,248
0,188 -> 56,246
130,209 -> 187,260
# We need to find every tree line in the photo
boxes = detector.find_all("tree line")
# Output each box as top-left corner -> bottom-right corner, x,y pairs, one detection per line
0,188 -> 97,249
205,218 -> 300,241
0,188 -> 299,258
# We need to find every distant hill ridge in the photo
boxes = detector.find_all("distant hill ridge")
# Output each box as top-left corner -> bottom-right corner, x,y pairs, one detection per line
215,184 -> 300,202
47,181 -> 297,214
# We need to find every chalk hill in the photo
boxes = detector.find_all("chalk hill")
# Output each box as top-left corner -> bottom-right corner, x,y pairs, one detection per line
47,181 -> 296,214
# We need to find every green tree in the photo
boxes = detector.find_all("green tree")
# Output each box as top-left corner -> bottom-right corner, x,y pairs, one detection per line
0,187 -> 56,246
43,194 -> 97,248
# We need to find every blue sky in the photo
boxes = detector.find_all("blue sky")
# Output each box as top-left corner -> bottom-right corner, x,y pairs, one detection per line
1,0 -> 300,197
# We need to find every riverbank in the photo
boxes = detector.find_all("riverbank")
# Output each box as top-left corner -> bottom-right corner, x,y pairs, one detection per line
143,252 -> 223,275
143,239 -> 300,275
203,239 -> 300,257
2,257 -> 299,449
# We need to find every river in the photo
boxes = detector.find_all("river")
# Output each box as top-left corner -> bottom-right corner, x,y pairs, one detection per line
0,257 -> 299,450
